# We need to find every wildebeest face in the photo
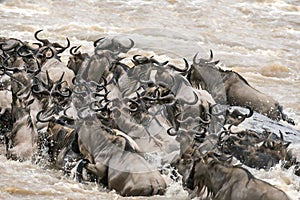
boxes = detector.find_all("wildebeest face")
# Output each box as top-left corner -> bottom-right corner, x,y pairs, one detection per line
172,139 -> 199,188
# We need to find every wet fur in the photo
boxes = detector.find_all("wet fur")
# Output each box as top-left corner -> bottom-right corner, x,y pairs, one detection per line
190,157 -> 290,200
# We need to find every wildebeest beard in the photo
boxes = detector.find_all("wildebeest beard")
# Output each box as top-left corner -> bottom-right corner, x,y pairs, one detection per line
185,156 -> 215,198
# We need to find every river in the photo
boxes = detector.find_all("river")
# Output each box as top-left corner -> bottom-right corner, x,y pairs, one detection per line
0,0 -> 299,199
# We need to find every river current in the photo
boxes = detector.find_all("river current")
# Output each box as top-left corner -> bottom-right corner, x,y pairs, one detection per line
0,0 -> 300,199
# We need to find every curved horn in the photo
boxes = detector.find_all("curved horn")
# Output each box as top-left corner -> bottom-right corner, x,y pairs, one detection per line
193,52 -> 200,65
195,115 -> 211,125
150,57 -> 169,66
53,87 -> 72,97
176,115 -> 210,125
167,127 -> 177,136
208,49 -> 213,62
245,106 -> 254,118
132,55 -> 149,65
1,39 -> 22,51
94,39 -> 115,52
54,38 -> 70,54
37,46 -> 54,59
32,42 -> 42,48
116,38 -> 134,52
142,94 -> 159,101
53,76 -> 72,97
93,37 -> 105,47
158,93 -> 176,105
31,84 -> 50,95
70,45 -> 81,56
127,99 -> 140,112
77,106 -> 90,119
34,29 -> 50,46
92,90 -> 110,102
168,58 -> 190,73
36,107 -> 55,123
89,100 -> 110,112
89,77 -> 108,89
198,50 -> 214,63
193,50 -> 215,65
17,45 -> 34,58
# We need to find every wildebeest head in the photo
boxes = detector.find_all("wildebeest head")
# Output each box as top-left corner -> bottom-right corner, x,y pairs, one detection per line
32,72 -> 72,110
172,134 -> 219,192
188,50 -> 221,90
180,150 -> 291,200
34,30 -> 70,62
78,37 -> 134,83
67,45 -> 90,75
189,152 -> 233,198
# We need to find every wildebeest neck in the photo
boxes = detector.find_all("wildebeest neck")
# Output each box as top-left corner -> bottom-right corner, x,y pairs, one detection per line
192,64 -> 228,103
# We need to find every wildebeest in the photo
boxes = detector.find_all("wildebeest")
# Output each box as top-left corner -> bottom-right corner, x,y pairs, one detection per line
32,30 -> 75,89
1,32 -> 298,198
5,97 -> 38,160
67,45 -> 90,75
178,149 -> 291,200
75,118 -> 167,196
218,126 -> 292,169
189,50 -> 295,125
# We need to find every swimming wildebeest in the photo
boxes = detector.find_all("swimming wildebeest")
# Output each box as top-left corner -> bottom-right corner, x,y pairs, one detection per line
188,50 -> 295,125
75,118 -> 167,196
176,147 -> 291,200
1,33 -> 297,198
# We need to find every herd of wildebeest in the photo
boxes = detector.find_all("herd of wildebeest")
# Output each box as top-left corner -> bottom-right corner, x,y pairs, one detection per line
0,30 -> 299,199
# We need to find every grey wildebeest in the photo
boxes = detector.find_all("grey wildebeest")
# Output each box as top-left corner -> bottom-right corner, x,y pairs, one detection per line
1,61 -> 40,160
67,45 -> 90,75
0,32 -> 73,161
2,32 -> 298,198
188,50 -> 295,125
75,117 -> 167,196
177,146 -> 290,200
218,126 -> 292,169
31,30 -> 75,89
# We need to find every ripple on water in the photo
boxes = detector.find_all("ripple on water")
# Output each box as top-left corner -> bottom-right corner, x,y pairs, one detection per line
260,64 -> 291,78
